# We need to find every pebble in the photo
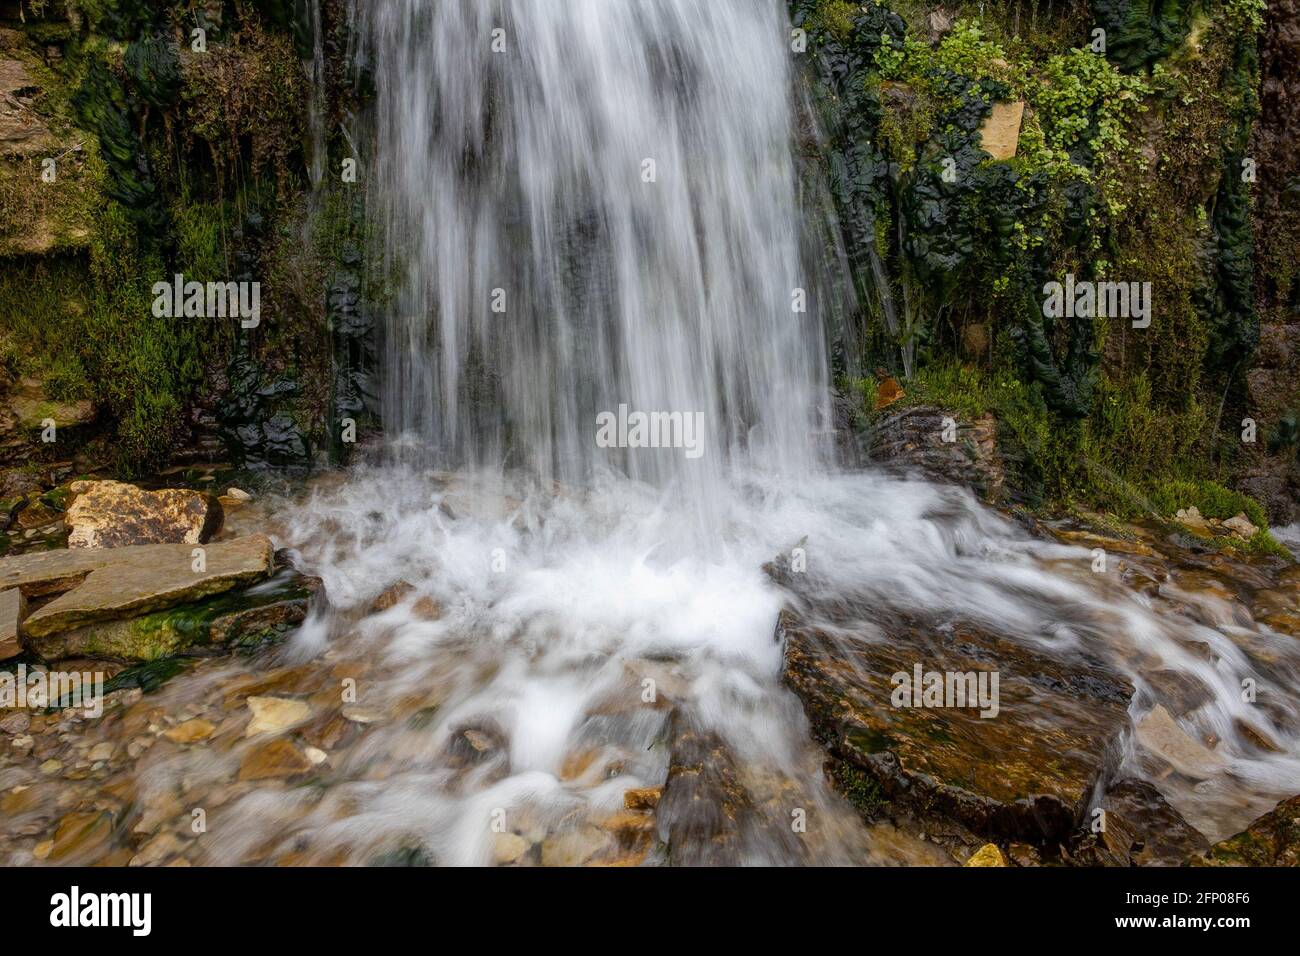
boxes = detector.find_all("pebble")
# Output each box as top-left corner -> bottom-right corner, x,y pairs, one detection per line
0,713 -> 30,734
88,742 -> 114,762
245,696 -> 310,737
164,718 -> 216,744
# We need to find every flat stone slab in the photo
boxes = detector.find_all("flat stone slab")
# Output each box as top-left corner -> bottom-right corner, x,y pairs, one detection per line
0,586 -> 22,660
27,565 -> 318,661
2,534 -> 273,640
779,603 -> 1134,843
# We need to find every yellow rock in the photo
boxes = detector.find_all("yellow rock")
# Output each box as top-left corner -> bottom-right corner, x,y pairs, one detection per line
965,843 -> 1008,867
978,101 -> 1024,161
164,718 -> 217,744
245,696 -> 310,737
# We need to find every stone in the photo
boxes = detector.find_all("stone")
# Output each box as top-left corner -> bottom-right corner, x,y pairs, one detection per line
225,487 -> 253,501
368,580 -> 413,613
87,741 -> 114,762
13,534 -> 274,641
1193,794 -> 1300,866
1135,705 -> 1224,779
493,832 -> 530,865
65,480 -> 223,549
927,6 -> 953,43
1083,778 -> 1208,866
130,831 -> 185,867
779,604 -> 1134,843
540,826 -> 613,867
0,585 -> 22,661
623,786 -> 662,811
238,739 -> 313,781
411,596 -> 443,620
32,567 -> 319,661
1175,506 -> 1212,533
869,405 -> 1004,502
965,843 -> 1007,867
341,705 -> 385,724
0,711 -> 29,733
1222,513 -> 1259,539
303,746 -> 327,765
245,696 -> 310,737
978,101 -> 1024,160
49,810 -> 114,862
0,57 -> 54,155
163,718 -> 215,744
657,711 -> 765,865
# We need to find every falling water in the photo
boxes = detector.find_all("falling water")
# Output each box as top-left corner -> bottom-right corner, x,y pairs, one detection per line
354,0 -> 829,511
93,1 -> 1297,867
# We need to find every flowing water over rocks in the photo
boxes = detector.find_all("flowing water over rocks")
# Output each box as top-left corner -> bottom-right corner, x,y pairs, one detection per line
4,467 -> 1299,866
2,1 -> 1299,868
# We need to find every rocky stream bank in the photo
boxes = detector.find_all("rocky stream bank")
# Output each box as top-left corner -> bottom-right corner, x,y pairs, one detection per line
1,464 -> 1297,867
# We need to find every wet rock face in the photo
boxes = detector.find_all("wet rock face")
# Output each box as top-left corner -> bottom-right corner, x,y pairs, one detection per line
656,711 -> 763,866
1194,793 -> 1300,866
778,606 -> 1134,844
1244,0 -> 1300,524
868,404 -> 1004,502
1071,778 -> 1209,867
65,480 -> 223,549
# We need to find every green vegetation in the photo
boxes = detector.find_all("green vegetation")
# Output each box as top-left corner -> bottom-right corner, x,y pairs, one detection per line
834,761 -> 887,817
799,0 -> 1285,547
0,1 -> 366,475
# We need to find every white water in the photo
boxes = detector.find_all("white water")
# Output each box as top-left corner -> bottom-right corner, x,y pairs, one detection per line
191,0 -> 1300,864
355,0 -> 829,533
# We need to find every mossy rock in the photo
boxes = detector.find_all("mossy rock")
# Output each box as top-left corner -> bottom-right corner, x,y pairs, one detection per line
27,565 -> 321,662
1192,793 -> 1300,866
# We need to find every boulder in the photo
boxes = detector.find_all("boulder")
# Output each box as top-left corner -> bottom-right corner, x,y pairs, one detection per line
870,404 -> 1004,502
65,480 -> 223,549
779,605 -> 1134,843
1193,794 -> 1300,866
0,53 -> 54,156
1072,778 -> 1209,866
4,534 -> 273,643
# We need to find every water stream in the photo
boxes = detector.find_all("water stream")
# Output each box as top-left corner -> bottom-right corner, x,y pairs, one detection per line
8,0 -> 1294,868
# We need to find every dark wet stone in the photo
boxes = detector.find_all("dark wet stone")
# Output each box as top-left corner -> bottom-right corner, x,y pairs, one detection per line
656,710 -> 768,866
1070,778 -> 1209,866
868,404 -> 1004,502
779,606 -> 1134,844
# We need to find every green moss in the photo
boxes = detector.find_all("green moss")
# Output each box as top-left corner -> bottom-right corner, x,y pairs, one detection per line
834,761 -> 886,818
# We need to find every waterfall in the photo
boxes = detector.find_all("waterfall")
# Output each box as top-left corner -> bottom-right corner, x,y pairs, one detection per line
354,0 -> 830,507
